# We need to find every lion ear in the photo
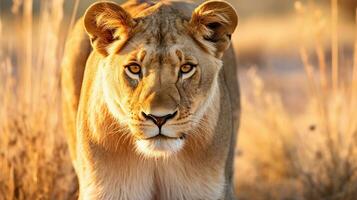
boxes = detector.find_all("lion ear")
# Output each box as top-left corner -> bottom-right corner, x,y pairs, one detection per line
84,1 -> 135,56
190,0 -> 238,58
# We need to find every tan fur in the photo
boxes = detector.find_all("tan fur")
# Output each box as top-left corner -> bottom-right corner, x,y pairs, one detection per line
61,0 -> 240,199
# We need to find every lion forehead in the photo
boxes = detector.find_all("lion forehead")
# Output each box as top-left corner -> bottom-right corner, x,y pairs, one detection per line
128,4 -> 191,46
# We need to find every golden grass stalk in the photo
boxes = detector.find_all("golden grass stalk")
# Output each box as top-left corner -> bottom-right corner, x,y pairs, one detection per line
23,0 -> 33,108
313,10 -> 328,93
352,9 -> 357,99
331,0 -> 339,91
68,0 -> 81,32
349,9 -> 357,142
299,47 -> 329,133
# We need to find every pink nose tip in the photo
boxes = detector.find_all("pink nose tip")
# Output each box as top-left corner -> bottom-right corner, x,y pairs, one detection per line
142,111 -> 177,128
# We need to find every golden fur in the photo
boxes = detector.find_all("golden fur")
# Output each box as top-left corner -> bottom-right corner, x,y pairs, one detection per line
61,0 -> 240,199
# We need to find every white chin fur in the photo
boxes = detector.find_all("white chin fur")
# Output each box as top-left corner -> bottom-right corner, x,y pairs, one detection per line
135,138 -> 184,158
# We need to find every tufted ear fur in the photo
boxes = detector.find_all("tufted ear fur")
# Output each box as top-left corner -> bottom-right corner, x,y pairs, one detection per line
190,0 -> 238,58
84,1 -> 136,56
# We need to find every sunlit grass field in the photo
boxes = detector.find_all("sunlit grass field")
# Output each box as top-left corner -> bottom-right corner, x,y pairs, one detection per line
0,0 -> 356,199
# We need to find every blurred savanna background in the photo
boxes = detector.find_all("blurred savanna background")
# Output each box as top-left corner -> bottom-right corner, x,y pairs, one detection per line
0,0 -> 356,199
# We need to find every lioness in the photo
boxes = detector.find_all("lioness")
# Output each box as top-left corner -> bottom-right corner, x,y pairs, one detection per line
61,0 -> 240,199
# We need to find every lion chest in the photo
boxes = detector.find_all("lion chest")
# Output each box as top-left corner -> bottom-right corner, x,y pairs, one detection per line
152,162 -> 226,200
79,155 -> 225,200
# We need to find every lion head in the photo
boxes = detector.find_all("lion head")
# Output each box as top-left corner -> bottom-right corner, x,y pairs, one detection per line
83,0 -> 238,157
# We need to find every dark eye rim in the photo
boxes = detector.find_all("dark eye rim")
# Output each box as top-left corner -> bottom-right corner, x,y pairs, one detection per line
125,63 -> 142,75
180,63 -> 197,74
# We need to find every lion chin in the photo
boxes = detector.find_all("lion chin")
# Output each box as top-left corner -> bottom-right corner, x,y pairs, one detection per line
135,135 -> 185,158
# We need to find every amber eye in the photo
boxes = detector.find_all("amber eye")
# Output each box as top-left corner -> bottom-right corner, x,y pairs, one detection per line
125,63 -> 142,80
127,64 -> 141,74
180,64 -> 194,73
180,64 -> 197,79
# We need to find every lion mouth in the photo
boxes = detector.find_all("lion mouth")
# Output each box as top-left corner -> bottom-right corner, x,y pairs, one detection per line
146,133 -> 186,140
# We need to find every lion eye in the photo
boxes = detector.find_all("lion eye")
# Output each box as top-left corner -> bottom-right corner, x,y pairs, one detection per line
127,64 -> 141,74
180,64 -> 193,73
180,64 -> 196,79
125,63 -> 141,80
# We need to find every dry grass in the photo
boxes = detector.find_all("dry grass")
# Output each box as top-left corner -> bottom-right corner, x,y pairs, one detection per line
0,0 -> 356,200
235,2 -> 357,200
0,1 -> 77,199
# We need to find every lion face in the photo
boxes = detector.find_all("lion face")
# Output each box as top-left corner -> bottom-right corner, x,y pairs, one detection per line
84,1 -> 238,157
102,38 -> 222,157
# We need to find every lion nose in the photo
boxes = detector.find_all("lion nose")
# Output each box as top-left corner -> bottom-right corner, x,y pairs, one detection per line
142,111 -> 177,128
